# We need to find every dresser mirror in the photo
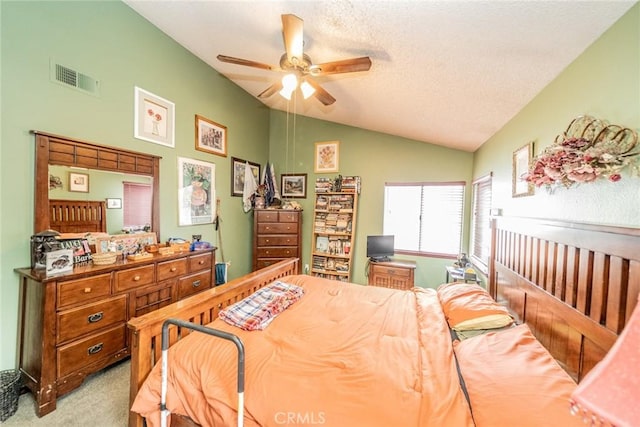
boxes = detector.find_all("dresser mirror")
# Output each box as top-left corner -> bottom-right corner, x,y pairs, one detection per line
33,131 -> 161,239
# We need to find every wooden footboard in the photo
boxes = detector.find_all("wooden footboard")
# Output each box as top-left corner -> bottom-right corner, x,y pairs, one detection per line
489,217 -> 639,382
127,258 -> 299,427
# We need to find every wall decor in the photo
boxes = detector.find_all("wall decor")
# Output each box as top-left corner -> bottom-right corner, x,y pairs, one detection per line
178,157 -> 215,225
512,142 -> 534,197
134,86 -> 175,148
281,173 -> 307,198
69,172 -> 89,193
231,156 -> 260,197
106,198 -> 122,209
195,114 -> 227,157
314,140 -> 339,173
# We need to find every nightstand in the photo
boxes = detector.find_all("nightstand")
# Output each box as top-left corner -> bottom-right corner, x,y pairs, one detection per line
368,259 -> 416,290
445,265 -> 480,285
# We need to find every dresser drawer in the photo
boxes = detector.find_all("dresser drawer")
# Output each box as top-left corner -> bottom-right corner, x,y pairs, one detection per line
257,247 -> 298,258
157,258 -> 188,280
371,265 -> 411,278
57,324 -> 126,378
177,270 -> 212,299
257,223 -> 298,234
57,295 -> 127,344
114,264 -> 154,292
257,235 -> 298,247
57,273 -> 111,309
256,210 -> 279,222
277,211 -> 299,223
189,252 -> 212,272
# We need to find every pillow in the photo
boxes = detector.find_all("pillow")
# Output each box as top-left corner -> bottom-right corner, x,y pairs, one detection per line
437,282 -> 513,331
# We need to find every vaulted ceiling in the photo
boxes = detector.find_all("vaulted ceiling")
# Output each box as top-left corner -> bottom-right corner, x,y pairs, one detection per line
123,1 -> 636,152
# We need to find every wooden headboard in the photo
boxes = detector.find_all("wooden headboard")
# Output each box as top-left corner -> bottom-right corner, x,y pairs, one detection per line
49,199 -> 107,233
489,217 -> 639,382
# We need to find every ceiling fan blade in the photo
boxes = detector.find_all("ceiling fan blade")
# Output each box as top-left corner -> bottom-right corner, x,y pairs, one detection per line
281,14 -> 304,64
257,82 -> 282,99
217,54 -> 275,71
311,57 -> 372,75
305,78 -> 336,106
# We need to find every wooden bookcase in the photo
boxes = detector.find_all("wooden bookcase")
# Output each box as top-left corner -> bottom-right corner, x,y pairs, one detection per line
310,191 -> 358,282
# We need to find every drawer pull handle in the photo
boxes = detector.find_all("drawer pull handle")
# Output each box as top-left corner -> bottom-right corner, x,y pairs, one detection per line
192,280 -> 201,288
84,287 -> 92,293
87,312 -> 104,323
133,275 -> 141,281
170,267 -> 177,272
87,343 -> 103,355
199,260 -> 205,265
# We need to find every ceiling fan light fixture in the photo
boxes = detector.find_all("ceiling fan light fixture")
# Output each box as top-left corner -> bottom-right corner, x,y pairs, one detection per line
300,80 -> 315,99
281,73 -> 298,91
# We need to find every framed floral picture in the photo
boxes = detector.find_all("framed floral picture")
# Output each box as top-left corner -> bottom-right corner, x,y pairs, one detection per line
178,157 -> 216,226
231,157 -> 260,197
195,114 -> 227,157
314,141 -> 339,173
134,86 -> 175,148
512,142 -> 534,197
281,173 -> 307,198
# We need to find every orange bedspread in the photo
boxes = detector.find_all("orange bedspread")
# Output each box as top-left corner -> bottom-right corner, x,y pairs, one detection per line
131,275 -> 474,427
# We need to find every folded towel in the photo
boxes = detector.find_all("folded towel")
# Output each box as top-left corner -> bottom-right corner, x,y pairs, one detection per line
219,281 -> 304,330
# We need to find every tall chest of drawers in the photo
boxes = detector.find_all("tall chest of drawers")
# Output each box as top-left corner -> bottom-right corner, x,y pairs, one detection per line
253,209 -> 302,271
14,248 -> 215,417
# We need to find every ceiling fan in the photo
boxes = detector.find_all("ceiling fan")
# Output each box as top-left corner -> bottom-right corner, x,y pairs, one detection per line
217,14 -> 372,106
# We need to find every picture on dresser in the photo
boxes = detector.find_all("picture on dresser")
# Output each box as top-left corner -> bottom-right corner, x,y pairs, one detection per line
178,157 -> 216,225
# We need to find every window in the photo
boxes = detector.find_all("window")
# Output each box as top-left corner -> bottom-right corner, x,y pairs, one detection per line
470,174 -> 492,271
383,182 -> 465,257
123,182 -> 152,228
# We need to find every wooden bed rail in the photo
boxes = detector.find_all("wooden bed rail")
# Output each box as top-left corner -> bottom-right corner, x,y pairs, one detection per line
489,217 -> 640,381
127,258 -> 299,427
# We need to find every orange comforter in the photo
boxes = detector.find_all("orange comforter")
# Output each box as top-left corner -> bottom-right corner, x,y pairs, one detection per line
131,275 -> 474,427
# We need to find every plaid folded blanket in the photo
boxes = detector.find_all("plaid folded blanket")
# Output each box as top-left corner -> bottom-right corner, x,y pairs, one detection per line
218,281 -> 305,330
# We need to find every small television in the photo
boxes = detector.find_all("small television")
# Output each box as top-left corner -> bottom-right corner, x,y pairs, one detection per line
366,235 -> 394,262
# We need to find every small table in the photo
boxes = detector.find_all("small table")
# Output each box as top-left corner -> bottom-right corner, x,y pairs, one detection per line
445,265 -> 481,284
368,259 -> 416,290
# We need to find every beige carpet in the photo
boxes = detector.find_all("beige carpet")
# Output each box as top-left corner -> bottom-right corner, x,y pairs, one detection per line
2,360 -> 130,426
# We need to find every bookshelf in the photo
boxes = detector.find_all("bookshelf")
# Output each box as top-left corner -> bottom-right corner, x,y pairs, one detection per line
310,180 -> 359,281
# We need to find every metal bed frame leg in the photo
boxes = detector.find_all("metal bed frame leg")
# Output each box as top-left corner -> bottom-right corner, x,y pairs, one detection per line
160,319 -> 245,427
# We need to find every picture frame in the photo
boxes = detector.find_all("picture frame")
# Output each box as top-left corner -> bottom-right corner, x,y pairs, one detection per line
231,156 -> 260,197
512,142 -> 534,197
106,198 -> 122,209
178,157 -> 216,226
69,172 -> 89,193
281,173 -> 307,198
134,86 -> 175,148
195,114 -> 227,157
95,232 -> 158,255
314,141 -> 339,173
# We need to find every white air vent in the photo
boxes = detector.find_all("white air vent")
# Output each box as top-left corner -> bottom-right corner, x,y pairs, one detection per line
50,59 -> 100,96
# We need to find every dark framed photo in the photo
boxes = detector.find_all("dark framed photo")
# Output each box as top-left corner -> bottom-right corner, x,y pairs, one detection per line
281,173 -> 307,198
231,156 -> 260,197
195,114 -> 227,157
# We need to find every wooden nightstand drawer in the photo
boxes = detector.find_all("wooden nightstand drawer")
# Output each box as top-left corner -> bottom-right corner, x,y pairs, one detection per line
57,324 -> 126,378
257,235 -> 298,246
177,270 -> 212,299
114,265 -> 154,292
258,223 -> 298,234
157,258 -> 188,280
57,273 -> 111,309
373,265 -> 411,277
57,295 -> 127,344
257,247 -> 298,258
189,252 -> 212,272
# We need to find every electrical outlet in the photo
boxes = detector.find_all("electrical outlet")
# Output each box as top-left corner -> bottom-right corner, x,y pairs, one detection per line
304,264 -> 310,274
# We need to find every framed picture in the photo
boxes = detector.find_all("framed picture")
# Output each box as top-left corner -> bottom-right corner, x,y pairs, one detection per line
512,142 -> 534,197
134,86 -> 175,148
106,198 -> 122,209
95,232 -> 158,255
231,156 -> 260,197
314,141 -> 339,173
281,173 -> 307,198
69,172 -> 89,193
195,114 -> 227,157
177,157 -> 215,226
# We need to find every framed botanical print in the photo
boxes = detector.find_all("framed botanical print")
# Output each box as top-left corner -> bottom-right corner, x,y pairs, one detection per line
314,141 -> 339,173
134,86 -> 175,148
178,157 -> 216,225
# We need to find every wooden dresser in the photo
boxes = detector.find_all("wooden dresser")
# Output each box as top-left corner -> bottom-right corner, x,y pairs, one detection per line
368,259 -> 416,290
253,209 -> 302,271
14,248 -> 215,417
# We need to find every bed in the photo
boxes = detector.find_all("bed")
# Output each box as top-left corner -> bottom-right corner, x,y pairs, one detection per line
49,199 -> 107,233
127,217 -> 639,427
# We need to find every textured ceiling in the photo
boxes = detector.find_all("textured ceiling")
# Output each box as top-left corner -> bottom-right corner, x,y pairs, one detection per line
123,0 -> 635,152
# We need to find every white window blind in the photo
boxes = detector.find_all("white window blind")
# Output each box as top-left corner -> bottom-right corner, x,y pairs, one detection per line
470,174 -> 492,270
123,182 -> 152,228
383,182 -> 465,257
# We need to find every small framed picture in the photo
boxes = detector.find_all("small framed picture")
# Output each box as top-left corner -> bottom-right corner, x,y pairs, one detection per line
69,172 -> 89,193
314,141 -> 339,173
281,173 -> 307,198
195,114 -> 227,157
231,157 -> 260,197
134,86 -> 175,148
106,198 -> 122,209
512,142 -> 534,197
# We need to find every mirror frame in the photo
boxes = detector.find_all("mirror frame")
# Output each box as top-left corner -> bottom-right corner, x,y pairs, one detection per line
33,131 -> 161,239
